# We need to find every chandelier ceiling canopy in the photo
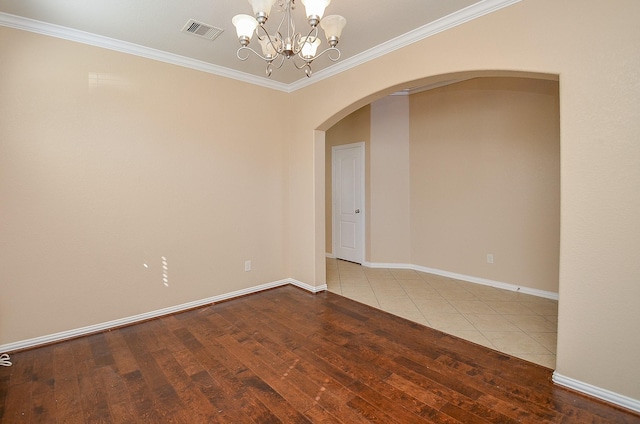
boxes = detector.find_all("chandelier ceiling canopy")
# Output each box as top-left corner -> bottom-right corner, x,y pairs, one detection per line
232,0 -> 346,77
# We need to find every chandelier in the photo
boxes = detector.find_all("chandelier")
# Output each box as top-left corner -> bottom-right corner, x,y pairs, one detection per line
232,0 -> 347,77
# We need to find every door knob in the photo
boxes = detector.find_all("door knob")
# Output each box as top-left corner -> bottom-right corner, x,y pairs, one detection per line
355,209 -> 360,213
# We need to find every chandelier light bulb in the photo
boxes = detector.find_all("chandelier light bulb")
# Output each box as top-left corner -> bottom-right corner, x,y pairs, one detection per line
320,14 -> 346,47
247,0 -> 276,24
232,14 -> 258,45
301,0 -> 331,26
258,37 -> 278,58
299,36 -> 321,59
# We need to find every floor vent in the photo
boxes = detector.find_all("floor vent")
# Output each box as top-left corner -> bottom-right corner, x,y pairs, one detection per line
181,19 -> 223,41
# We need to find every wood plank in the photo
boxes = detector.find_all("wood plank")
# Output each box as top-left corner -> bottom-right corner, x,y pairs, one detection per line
346,394 -> 411,423
151,348 -> 222,422
383,373 -> 462,423
88,333 -> 115,368
119,327 -> 190,422
121,369 -> 163,422
215,333 -> 317,415
1,382 -> 32,423
5,349 -> 35,386
347,379 -> 434,423
177,319 -> 310,423
102,330 -> 139,375
52,343 -> 84,423
214,301 -> 357,387
190,369 -> 254,423
0,374 -> 9,419
303,404 -> 344,424
236,370 -> 312,423
30,389 -> 57,423
76,360 -> 112,423
219,329 -> 365,424
97,366 -> 138,424
173,322 -> 285,423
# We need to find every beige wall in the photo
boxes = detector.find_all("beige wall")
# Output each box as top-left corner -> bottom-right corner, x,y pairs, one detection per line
0,27 -> 289,344
324,105 -> 370,257
369,95 -> 411,263
410,77 -> 560,292
292,0 -> 640,402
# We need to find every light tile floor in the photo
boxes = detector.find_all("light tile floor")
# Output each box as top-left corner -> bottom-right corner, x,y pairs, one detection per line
326,258 -> 558,368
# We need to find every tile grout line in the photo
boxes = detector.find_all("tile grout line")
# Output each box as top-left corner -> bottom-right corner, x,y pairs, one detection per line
397,279 -> 434,328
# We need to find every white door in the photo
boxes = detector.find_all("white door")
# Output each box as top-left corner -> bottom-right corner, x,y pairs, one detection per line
332,142 -> 364,263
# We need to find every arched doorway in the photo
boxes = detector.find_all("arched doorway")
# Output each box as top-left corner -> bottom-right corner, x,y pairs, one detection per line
320,73 -> 560,368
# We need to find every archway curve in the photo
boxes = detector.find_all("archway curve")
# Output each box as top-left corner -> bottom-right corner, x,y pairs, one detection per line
314,70 -> 559,133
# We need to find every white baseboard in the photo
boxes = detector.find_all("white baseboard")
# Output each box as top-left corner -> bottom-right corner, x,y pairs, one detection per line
326,253 -> 336,259
0,278 -> 324,353
362,261 -> 558,300
288,278 -> 327,293
553,372 -> 640,413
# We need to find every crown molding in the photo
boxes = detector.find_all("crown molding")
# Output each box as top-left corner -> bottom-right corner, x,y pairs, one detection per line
1,0 -> 520,93
289,0 -> 522,91
0,12 -> 291,93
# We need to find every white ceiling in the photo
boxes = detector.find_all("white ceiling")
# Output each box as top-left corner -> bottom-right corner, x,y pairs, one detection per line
0,0 -> 518,90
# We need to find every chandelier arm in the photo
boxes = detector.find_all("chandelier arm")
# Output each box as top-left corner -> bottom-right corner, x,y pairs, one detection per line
237,46 -> 275,62
303,25 -> 319,41
291,52 -> 315,70
292,48 -> 341,69
308,46 -> 341,62
292,57 -> 311,69
272,53 -> 286,69
292,32 -> 303,56
255,25 -> 268,41
290,57 -> 313,77
269,0 -> 289,37
255,25 -> 278,46
255,27 -> 285,61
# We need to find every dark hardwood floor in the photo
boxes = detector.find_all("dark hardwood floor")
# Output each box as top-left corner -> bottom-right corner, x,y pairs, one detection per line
1,285 -> 639,423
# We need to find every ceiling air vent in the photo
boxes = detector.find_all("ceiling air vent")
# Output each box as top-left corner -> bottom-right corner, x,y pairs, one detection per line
181,19 -> 223,41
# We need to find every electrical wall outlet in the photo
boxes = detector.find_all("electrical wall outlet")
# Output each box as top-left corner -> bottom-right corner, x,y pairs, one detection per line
486,254 -> 494,264
244,260 -> 252,272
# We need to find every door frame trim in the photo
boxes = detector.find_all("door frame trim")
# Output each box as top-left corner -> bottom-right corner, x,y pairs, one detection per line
332,141 -> 366,263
